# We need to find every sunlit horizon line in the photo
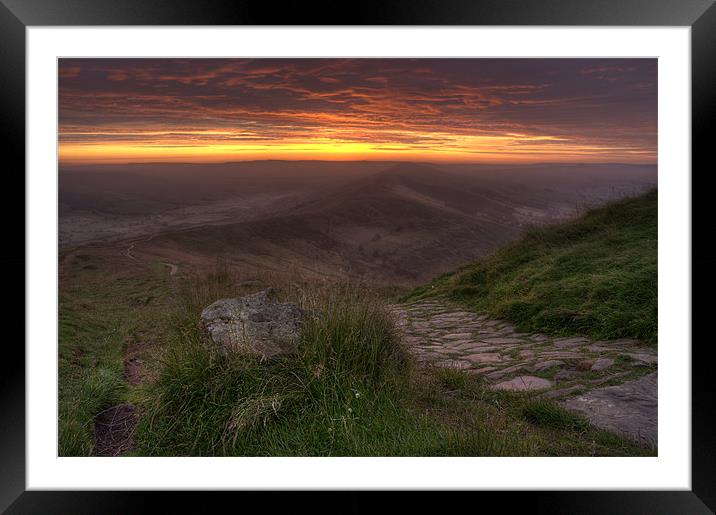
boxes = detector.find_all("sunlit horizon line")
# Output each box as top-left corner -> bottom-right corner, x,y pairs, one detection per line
58,153 -> 657,167
58,153 -> 656,166
58,143 -> 657,166
58,121 -> 656,167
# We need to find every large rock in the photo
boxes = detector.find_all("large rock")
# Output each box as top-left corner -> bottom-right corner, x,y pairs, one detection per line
199,288 -> 303,357
563,372 -> 658,447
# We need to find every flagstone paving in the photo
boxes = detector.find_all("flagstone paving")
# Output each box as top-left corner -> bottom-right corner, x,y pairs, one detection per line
390,299 -> 658,447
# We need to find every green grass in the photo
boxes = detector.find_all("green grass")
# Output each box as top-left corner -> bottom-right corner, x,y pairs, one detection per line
131,270 -> 652,457
134,282 -> 439,456
59,292 -> 128,455
521,399 -> 590,432
59,221 -> 657,457
58,254 -> 168,456
404,190 -> 657,344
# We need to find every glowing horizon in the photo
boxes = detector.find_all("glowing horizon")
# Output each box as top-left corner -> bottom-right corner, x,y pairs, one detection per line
58,58 -> 657,165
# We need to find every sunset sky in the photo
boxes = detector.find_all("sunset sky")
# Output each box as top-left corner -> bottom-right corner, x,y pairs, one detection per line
58,58 -> 657,165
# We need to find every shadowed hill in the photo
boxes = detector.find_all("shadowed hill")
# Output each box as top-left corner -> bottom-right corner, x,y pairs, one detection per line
134,163 -> 657,285
137,163 -> 532,283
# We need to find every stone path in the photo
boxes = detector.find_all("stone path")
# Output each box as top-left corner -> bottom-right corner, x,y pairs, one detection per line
390,300 -> 658,447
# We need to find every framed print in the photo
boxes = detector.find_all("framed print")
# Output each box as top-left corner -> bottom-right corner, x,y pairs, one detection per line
4,0 -> 715,512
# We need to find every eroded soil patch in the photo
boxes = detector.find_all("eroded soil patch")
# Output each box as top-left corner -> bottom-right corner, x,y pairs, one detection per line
123,340 -> 149,386
93,338 -> 152,455
92,404 -> 137,456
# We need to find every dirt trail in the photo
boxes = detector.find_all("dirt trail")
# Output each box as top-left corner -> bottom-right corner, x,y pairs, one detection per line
91,332 -> 155,456
124,236 -> 180,277
92,239 -> 180,456
390,299 -> 658,447
124,234 -> 154,261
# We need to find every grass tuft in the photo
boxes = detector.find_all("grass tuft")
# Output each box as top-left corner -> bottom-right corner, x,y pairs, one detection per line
133,279 -> 419,456
521,399 -> 590,432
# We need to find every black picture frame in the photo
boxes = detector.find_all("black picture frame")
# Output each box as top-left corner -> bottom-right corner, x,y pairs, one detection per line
3,0 -> 714,512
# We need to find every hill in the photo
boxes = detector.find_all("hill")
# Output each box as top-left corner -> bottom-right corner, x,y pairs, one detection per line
58,177 -> 659,458
404,190 -> 658,343
131,163 -> 656,285
135,163 -> 522,283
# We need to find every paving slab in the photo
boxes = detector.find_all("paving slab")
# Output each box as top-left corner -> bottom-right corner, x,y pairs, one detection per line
591,357 -> 614,371
433,359 -> 472,370
463,352 -> 503,364
481,337 -> 525,344
531,359 -> 565,372
626,352 -> 658,365
492,376 -> 553,391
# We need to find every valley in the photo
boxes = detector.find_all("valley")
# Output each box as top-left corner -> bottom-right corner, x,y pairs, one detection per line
60,161 -> 657,285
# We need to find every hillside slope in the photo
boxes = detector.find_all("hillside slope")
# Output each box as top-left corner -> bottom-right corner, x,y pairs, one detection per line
405,190 -> 657,344
137,164 -> 525,283
133,164 -> 656,285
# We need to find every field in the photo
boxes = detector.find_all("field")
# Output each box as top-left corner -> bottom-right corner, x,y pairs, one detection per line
58,163 -> 658,457
59,254 -> 651,457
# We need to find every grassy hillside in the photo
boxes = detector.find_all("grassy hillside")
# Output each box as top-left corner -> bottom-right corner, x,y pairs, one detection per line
58,253 -> 170,455
404,190 -> 657,344
58,190 -> 658,457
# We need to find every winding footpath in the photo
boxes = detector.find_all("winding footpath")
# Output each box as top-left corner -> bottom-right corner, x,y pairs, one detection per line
390,299 -> 658,447
125,236 -> 180,277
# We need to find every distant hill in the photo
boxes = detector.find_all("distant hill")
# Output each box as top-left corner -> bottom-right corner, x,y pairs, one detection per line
404,190 -> 658,343
139,163 -> 516,282
59,160 -> 389,216
135,162 -> 657,285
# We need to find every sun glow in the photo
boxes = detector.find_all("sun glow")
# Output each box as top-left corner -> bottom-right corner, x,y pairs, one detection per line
58,131 -> 655,165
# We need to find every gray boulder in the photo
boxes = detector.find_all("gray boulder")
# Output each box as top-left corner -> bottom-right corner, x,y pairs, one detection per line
199,288 -> 303,357
563,372 -> 657,447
